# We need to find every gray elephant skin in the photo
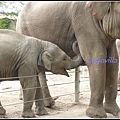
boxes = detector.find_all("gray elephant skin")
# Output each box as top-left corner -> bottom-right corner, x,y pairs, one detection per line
116,39 -> 120,90
0,29 -> 83,118
16,1 -> 120,118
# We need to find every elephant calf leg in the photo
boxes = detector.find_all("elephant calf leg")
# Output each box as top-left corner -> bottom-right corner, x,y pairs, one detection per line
42,84 -> 55,107
0,101 -> 6,115
22,89 -> 36,118
20,78 -> 37,118
39,72 -> 55,107
34,78 -> 48,116
19,74 -> 55,107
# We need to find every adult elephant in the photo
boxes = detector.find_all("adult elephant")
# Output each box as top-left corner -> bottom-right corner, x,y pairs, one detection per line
0,29 -> 83,118
16,1 -> 120,118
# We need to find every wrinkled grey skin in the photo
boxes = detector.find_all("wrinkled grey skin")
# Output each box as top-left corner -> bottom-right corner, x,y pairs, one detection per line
0,29 -> 83,118
16,1 -> 120,118
116,39 -> 120,90
19,40 -> 80,101
16,2 -> 85,108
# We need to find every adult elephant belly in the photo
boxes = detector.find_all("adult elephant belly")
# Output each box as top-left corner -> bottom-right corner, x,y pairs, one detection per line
16,2 -> 77,58
28,25 -> 77,58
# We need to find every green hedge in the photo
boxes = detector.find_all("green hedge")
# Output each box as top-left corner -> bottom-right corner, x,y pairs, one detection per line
0,18 -> 16,30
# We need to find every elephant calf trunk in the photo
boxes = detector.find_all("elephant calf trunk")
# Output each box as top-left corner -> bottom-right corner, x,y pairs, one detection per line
66,41 -> 84,70
67,54 -> 84,70
68,41 -> 84,70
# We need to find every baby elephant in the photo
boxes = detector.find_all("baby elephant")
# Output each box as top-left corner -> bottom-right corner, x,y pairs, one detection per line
0,29 -> 83,118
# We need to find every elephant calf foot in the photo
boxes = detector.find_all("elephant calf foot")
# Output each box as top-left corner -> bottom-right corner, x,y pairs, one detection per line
35,107 -> 48,116
44,97 -> 55,107
22,109 -> 35,118
104,102 -> 120,116
86,106 -> 107,118
0,107 -> 6,115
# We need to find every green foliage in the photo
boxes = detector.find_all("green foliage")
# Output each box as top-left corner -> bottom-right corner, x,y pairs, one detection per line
0,18 -> 15,30
0,1 -> 25,30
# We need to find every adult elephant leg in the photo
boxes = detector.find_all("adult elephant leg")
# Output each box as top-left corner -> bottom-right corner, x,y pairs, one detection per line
39,71 -> 55,107
34,75 -> 48,115
86,59 -> 107,118
77,39 -> 107,118
104,43 -> 120,116
118,71 -> 120,90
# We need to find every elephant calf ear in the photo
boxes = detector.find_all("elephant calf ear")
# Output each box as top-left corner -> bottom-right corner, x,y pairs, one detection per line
38,51 -> 53,71
38,52 -> 44,67
86,2 -> 110,20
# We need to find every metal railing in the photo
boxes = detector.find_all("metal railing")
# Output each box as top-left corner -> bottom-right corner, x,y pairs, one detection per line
0,66 -> 90,109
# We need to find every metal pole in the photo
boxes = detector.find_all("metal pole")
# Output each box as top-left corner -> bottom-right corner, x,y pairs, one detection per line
75,66 -> 80,102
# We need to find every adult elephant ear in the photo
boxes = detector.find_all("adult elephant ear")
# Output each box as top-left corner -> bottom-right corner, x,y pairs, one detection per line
86,2 -> 111,20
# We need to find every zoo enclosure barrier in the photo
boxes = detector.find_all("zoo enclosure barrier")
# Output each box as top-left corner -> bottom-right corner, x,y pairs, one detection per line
0,66 -> 89,108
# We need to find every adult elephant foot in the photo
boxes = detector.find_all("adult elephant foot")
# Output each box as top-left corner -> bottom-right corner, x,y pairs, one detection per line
86,106 -> 107,118
35,107 -> 48,116
104,102 -> 120,116
22,109 -> 35,118
0,107 -> 6,115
